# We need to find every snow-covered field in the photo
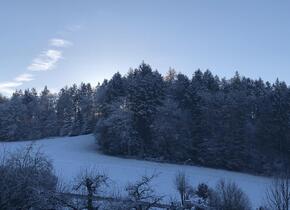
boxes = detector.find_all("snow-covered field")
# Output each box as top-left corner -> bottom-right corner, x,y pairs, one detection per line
0,135 -> 271,208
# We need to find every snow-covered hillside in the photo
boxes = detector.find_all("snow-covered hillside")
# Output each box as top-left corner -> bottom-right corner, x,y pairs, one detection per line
0,135 -> 270,208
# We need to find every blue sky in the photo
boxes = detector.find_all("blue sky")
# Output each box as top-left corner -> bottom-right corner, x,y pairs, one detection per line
0,0 -> 290,95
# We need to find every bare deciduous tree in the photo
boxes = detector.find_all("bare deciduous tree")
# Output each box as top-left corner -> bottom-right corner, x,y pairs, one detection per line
174,170 -> 192,206
265,170 -> 290,210
126,173 -> 163,210
73,168 -> 109,210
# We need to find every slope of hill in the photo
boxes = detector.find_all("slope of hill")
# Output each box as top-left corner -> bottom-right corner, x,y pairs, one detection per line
0,134 -> 270,208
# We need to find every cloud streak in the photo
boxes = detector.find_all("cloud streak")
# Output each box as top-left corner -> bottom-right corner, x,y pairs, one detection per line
14,73 -> 34,82
0,35 -> 73,95
0,73 -> 33,95
28,38 -> 72,72
28,49 -> 62,71
50,38 -> 72,48
0,81 -> 23,95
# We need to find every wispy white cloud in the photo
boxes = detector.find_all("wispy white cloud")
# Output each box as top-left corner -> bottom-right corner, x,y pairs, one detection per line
0,34 -> 73,95
0,73 -> 34,95
50,38 -> 72,48
0,82 -> 23,88
28,49 -> 62,71
0,82 -> 23,95
14,73 -> 34,82
0,74 -> 33,95
28,37 -> 72,71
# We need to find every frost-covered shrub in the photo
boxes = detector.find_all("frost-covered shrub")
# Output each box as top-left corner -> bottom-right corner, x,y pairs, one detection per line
209,179 -> 251,210
0,146 -> 59,209
196,183 -> 210,201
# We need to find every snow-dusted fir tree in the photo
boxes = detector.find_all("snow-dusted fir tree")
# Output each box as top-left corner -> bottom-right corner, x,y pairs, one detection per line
126,62 -> 164,156
57,87 -> 74,136
38,86 -> 57,138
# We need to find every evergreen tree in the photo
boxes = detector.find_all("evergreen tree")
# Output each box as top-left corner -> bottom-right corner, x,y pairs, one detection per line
38,86 -> 57,138
151,98 -> 191,161
79,83 -> 95,134
1,63 -> 290,175
21,89 -> 39,139
57,87 -> 74,136
127,63 -> 164,156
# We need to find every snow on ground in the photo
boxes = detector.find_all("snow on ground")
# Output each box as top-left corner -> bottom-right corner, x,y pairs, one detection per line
0,134 -> 271,208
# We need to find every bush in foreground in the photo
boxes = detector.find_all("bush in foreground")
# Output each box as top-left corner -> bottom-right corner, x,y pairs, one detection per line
209,179 -> 251,210
0,145 -> 59,209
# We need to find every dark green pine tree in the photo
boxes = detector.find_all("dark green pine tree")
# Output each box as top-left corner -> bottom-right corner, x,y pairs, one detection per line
184,71 -> 205,162
57,87 -> 74,136
271,80 -> 290,156
38,86 -> 57,138
171,73 -> 191,109
78,83 -> 95,134
22,88 -> 39,139
127,62 -> 165,156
